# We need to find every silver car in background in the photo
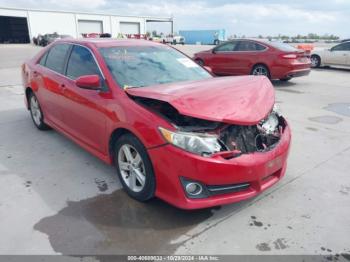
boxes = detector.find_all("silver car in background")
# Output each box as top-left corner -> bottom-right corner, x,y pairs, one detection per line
311,41 -> 350,68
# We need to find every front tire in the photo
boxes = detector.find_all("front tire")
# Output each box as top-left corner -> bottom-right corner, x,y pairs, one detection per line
114,134 -> 156,202
251,64 -> 271,79
29,92 -> 50,130
311,55 -> 321,68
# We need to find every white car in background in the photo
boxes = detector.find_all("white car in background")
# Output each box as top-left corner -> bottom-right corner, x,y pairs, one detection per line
311,41 -> 350,68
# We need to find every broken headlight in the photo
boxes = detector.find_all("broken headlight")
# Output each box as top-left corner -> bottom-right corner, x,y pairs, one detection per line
159,127 -> 222,156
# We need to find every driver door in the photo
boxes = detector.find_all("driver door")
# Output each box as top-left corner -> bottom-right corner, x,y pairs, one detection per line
61,44 -> 110,153
208,41 -> 239,75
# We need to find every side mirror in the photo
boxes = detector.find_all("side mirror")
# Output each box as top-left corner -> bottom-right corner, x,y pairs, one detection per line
204,66 -> 213,73
75,75 -> 101,90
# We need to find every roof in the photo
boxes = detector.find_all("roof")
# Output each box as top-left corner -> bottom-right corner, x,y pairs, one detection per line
0,6 -> 173,21
56,38 -> 165,48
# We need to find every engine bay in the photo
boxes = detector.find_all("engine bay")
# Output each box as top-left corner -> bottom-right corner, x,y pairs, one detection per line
133,96 -> 285,155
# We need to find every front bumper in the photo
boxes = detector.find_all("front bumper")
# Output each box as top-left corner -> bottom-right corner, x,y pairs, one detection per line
148,123 -> 291,209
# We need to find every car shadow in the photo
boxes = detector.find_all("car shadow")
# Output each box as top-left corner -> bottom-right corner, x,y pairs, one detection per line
272,80 -> 297,88
1,108 -> 256,255
312,67 -> 350,73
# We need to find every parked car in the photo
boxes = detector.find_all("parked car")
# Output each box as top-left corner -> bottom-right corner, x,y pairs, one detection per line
36,33 -> 72,46
193,39 -> 311,81
161,35 -> 185,45
22,39 -> 291,209
310,41 -> 350,68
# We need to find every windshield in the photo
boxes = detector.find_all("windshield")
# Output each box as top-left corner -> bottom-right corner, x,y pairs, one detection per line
265,41 -> 299,52
100,45 -> 211,88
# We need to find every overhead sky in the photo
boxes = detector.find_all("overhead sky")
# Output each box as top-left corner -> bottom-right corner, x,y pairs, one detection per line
1,0 -> 349,38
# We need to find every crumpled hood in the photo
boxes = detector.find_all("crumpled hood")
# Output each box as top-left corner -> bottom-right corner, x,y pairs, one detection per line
126,76 -> 275,125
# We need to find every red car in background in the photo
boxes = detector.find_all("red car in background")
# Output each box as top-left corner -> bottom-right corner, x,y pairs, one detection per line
22,39 -> 291,209
194,39 -> 311,81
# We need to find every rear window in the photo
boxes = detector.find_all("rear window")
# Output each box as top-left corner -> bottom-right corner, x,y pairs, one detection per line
45,44 -> 70,74
266,41 -> 298,52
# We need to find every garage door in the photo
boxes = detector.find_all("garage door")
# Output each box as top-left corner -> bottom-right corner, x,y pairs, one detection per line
78,20 -> 103,36
120,22 -> 140,34
0,16 -> 30,43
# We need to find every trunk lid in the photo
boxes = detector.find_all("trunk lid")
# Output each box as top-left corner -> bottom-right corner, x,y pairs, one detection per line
126,76 -> 275,125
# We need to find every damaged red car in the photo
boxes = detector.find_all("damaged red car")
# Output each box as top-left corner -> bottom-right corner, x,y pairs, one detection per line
22,39 -> 291,209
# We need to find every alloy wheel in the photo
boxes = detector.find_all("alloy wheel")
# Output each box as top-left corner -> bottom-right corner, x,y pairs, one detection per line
310,56 -> 319,67
30,95 -> 42,126
252,66 -> 268,76
118,144 -> 146,193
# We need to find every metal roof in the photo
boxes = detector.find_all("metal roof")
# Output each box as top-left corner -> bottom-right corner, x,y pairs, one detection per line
0,6 -> 173,21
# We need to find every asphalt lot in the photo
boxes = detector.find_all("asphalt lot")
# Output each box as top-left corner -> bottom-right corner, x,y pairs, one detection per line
0,44 -> 350,259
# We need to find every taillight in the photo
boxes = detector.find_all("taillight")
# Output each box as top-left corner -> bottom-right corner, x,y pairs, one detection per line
281,54 -> 297,59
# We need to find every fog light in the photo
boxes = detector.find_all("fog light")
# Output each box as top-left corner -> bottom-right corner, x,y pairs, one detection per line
185,182 -> 203,196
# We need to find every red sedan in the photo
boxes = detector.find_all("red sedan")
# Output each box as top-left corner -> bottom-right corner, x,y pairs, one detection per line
22,39 -> 291,209
193,39 -> 311,81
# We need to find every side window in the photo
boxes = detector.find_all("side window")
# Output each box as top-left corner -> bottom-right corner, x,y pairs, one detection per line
255,43 -> 267,51
214,41 -> 238,52
344,43 -> 350,51
236,41 -> 266,51
45,44 -> 70,74
236,41 -> 255,51
39,52 -> 48,66
66,45 -> 101,79
332,43 -> 347,51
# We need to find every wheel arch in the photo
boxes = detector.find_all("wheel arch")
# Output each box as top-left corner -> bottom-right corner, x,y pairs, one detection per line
108,127 -> 140,163
251,63 -> 271,78
311,54 -> 321,66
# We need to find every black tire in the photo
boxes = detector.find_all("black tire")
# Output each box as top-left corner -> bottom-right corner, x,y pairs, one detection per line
251,64 -> 271,79
28,92 -> 51,130
311,55 -> 321,68
196,59 -> 204,66
114,134 -> 156,202
280,77 -> 292,82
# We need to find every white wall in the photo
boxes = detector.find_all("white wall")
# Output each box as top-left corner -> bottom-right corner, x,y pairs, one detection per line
0,8 -> 27,17
28,11 -> 76,38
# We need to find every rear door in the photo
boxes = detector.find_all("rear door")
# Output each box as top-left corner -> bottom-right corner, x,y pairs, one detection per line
208,41 -> 239,75
327,43 -> 350,66
35,43 -> 71,128
61,44 -> 108,153
232,40 -> 268,75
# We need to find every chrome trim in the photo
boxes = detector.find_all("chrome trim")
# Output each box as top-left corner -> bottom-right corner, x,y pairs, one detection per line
208,183 -> 250,192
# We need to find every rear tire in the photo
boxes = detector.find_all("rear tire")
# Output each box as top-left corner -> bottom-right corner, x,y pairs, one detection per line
28,92 -> 51,130
311,55 -> 321,68
114,134 -> 156,202
251,64 -> 271,79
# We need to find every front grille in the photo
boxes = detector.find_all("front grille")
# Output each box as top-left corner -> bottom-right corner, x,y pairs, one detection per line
207,182 -> 250,196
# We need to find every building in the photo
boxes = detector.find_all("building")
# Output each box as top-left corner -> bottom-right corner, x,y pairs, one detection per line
0,6 -> 173,43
